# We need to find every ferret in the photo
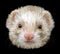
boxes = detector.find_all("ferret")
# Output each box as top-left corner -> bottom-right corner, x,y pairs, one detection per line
6,5 -> 55,49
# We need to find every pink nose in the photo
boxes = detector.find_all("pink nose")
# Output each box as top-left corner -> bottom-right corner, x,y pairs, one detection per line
24,32 -> 34,41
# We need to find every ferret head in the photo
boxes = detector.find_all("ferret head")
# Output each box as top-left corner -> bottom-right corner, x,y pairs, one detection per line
6,5 -> 55,49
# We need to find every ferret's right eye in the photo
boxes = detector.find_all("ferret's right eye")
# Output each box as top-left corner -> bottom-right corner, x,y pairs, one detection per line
18,24 -> 22,28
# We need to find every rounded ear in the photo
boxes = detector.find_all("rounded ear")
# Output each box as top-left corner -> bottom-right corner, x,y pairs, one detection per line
42,11 -> 55,31
6,10 -> 19,29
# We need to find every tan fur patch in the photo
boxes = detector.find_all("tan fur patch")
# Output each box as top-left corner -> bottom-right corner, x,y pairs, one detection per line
12,12 -> 17,21
43,13 -> 50,25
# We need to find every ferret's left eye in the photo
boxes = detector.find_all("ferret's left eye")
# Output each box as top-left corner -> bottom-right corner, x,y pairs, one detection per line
18,24 -> 22,28
38,25 -> 42,29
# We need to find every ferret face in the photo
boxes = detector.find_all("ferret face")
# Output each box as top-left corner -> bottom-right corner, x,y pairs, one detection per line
6,6 -> 54,49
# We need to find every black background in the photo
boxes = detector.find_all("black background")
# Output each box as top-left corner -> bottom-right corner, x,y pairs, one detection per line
0,0 -> 58,53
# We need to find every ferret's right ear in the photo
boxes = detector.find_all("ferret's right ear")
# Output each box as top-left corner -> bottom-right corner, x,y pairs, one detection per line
6,10 -> 19,29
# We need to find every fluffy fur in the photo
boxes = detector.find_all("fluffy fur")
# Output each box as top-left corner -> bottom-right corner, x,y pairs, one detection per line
6,5 -> 55,49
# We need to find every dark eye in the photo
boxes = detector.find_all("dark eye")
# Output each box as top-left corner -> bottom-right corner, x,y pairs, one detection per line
18,24 -> 22,28
38,25 -> 42,29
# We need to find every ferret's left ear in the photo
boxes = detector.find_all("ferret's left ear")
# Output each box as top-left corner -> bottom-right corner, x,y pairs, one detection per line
42,11 -> 55,31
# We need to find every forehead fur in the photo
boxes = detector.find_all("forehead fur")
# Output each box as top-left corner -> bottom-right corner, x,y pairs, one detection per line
18,5 -> 44,14
15,11 -> 46,28
14,5 -> 46,25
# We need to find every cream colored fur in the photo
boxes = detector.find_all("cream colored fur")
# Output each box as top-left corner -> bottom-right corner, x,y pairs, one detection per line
6,5 -> 55,49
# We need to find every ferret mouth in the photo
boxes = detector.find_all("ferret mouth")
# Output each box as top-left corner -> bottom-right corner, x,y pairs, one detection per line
25,40 -> 35,44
